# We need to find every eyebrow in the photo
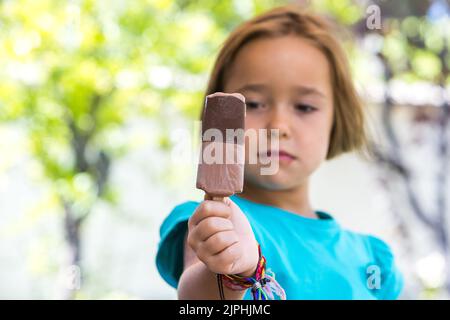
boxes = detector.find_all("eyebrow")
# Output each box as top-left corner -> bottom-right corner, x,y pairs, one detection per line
235,84 -> 326,98
293,85 -> 327,99
235,84 -> 268,93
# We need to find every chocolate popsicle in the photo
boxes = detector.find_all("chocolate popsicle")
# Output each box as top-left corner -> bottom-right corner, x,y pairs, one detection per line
196,92 -> 246,200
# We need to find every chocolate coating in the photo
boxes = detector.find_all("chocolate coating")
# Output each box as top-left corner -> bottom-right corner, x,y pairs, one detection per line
196,93 -> 246,197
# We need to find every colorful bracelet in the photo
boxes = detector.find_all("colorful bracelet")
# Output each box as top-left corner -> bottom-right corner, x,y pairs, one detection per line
217,244 -> 286,300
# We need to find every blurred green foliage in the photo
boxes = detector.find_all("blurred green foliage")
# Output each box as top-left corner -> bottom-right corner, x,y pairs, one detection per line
0,0 -> 283,216
1,0 -> 448,204
1,0 -> 448,298
0,0 -> 283,297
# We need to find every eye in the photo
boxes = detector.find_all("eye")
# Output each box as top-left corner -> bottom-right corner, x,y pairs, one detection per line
245,101 -> 265,110
295,104 -> 316,113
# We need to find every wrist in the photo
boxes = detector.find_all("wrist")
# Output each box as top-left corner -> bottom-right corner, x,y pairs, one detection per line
217,243 -> 286,300
237,266 -> 257,278
235,241 -> 260,277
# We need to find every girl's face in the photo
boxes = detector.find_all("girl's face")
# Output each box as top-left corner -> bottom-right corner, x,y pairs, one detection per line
224,35 -> 334,191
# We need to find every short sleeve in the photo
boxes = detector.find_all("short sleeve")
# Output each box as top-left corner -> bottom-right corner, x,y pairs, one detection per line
366,235 -> 404,300
155,201 -> 199,288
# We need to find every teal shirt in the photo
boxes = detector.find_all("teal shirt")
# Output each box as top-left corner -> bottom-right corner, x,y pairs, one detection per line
156,195 -> 404,300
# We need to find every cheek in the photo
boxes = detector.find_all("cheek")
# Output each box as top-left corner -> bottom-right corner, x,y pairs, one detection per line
244,116 -> 265,154
296,114 -> 333,160
244,114 -> 262,131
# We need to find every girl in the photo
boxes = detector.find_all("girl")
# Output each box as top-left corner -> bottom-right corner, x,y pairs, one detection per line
156,5 -> 403,300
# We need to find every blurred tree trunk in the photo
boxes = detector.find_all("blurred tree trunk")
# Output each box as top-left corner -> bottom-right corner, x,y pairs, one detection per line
60,94 -> 111,299
371,44 -> 450,295
62,202 -> 82,300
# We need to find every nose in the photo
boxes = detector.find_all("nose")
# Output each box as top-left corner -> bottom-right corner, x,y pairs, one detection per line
266,105 -> 291,140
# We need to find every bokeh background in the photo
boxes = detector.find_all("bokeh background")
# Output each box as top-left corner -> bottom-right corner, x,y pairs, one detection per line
0,0 -> 449,299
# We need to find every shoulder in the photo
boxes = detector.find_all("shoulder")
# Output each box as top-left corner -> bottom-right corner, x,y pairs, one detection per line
335,229 -> 404,299
156,200 -> 200,288
338,229 -> 395,258
364,234 -> 396,262
360,233 -> 404,299
167,200 -> 200,218
159,200 -> 200,239
341,230 -> 398,269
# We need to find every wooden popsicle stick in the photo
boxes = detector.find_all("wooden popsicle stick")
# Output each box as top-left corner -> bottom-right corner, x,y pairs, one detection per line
204,193 -> 225,202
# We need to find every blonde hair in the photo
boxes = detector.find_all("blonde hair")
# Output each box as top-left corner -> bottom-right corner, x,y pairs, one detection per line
203,4 -> 366,160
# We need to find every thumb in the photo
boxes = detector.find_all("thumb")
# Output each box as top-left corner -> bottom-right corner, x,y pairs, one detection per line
203,195 -> 241,213
222,196 -> 232,206
223,196 -> 241,211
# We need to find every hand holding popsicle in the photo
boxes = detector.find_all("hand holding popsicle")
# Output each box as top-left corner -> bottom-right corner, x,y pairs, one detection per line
188,92 -> 259,277
187,195 -> 259,276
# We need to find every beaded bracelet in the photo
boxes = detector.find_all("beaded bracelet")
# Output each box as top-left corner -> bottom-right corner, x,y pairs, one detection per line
217,244 -> 286,300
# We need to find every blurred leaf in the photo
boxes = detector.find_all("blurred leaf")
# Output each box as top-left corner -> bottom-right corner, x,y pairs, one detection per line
411,50 -> 442,81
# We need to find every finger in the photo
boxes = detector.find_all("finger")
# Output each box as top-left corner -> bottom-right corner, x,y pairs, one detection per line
205,241 -> 241,275
192,217 -> 234,243
197,230 -> 238,257
189,200 -> 232,227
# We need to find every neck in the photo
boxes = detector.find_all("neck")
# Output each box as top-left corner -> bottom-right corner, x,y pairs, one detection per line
239,180 -> 318,219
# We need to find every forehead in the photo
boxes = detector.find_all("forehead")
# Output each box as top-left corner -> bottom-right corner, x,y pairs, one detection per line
224,35 -> 332,94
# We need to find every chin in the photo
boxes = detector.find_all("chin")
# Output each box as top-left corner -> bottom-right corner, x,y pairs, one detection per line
267,178 -> 304,191
247,173 -> 305,191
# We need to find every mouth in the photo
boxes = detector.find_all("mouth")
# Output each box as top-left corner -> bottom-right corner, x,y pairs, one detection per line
258,149 -> 297,161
